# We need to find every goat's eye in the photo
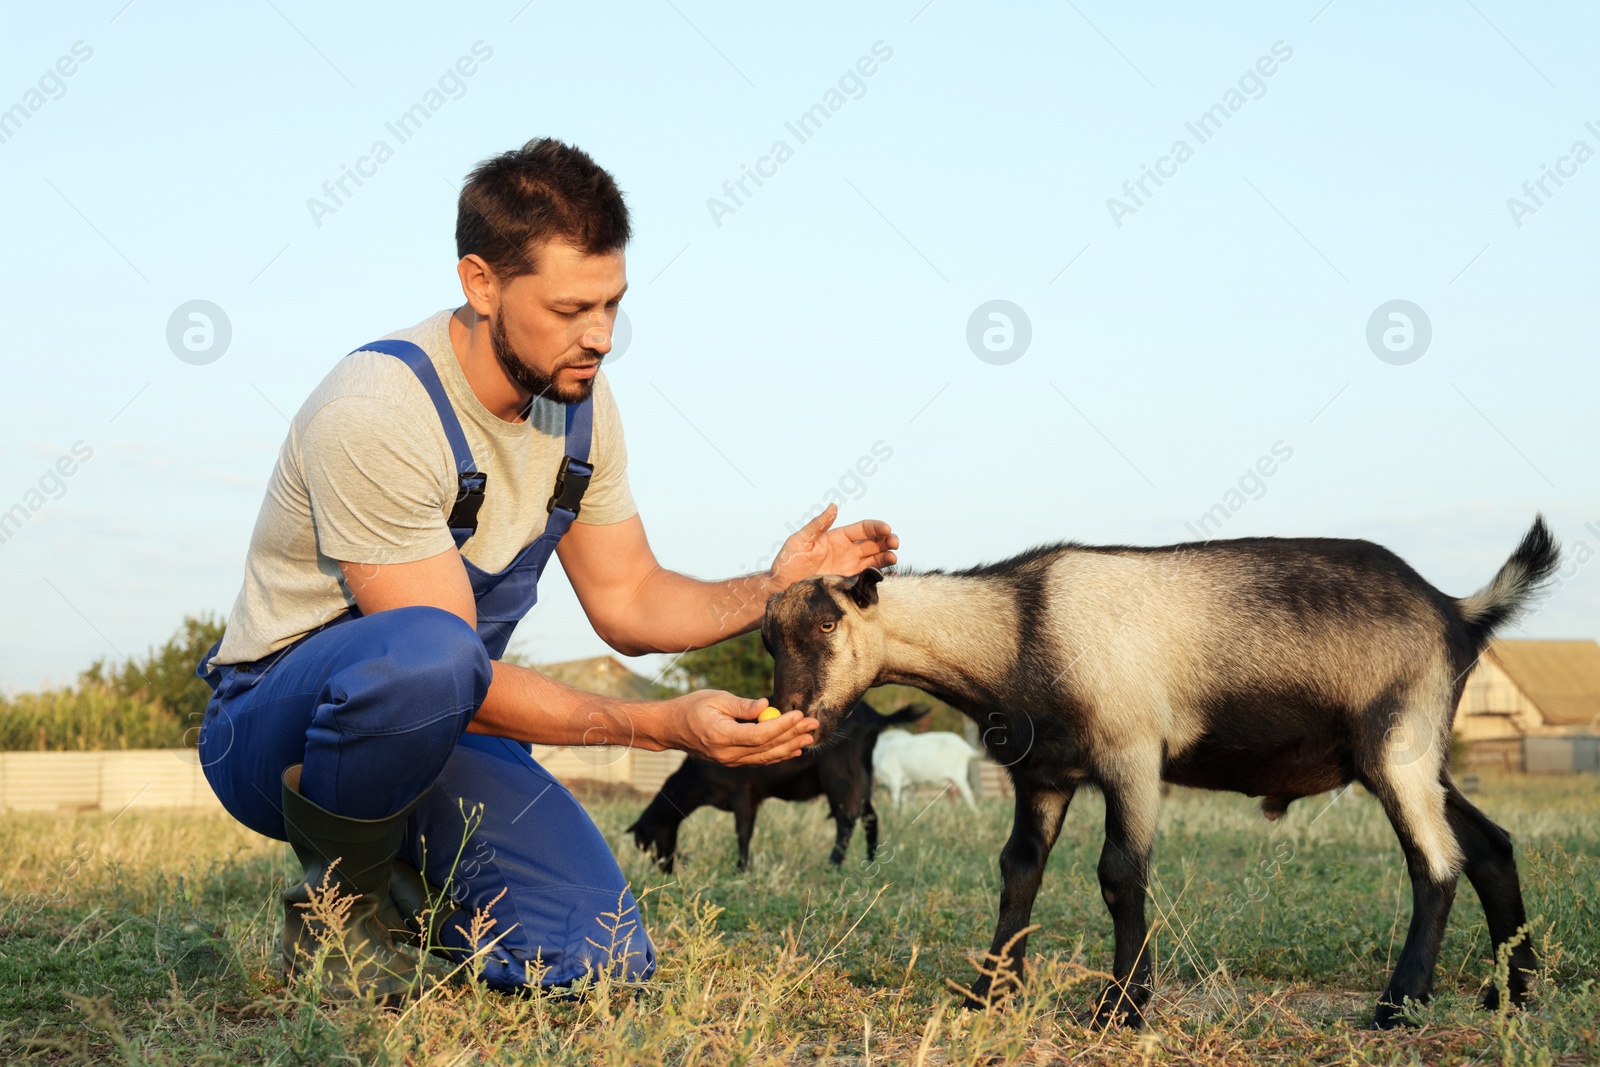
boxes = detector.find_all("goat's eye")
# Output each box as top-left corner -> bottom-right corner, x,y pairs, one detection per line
819,621 -> 836,634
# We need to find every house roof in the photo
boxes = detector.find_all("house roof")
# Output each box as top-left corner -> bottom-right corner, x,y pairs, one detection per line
1488,640 -> 1600,727
538,655 -> 661,701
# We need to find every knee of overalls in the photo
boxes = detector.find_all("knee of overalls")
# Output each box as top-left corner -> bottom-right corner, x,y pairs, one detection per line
338,605 -> 493,735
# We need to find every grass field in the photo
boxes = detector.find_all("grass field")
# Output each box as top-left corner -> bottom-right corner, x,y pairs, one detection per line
2,773 -> 1596,1065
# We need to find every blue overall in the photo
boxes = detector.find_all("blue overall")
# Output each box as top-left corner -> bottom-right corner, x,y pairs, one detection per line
196,338 -> 655,990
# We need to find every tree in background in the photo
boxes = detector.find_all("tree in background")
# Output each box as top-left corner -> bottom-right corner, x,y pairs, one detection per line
82,614 -> 225,729
668,631 -> 771,698
864,684 -> 965,735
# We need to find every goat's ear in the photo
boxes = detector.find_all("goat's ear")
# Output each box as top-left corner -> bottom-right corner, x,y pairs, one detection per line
845,567 -> 884,609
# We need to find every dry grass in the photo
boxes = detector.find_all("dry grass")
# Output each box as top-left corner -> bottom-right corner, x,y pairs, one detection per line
1,771 -> 1595,1065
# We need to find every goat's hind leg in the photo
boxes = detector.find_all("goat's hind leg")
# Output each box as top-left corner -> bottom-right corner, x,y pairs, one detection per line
1364,739 -> 1463,1029
1094,765 -> 1162,1029
1444,779 -> 1538,1010
862,795 -> 880,862
965,781 -> 1074,1009
952,769 -> 979,812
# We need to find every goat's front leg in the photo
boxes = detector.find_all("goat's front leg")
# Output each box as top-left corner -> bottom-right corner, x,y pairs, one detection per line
732,792 -> 759,872
966,783 -> 1074,1008
826,795 -> 858,866
1094,765 -> 1162,1028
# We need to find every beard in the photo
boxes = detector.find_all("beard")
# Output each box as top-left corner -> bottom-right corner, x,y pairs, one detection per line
490,309 -> 597,407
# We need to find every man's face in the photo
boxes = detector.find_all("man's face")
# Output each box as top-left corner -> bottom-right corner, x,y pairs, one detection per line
490,240 -> 627,405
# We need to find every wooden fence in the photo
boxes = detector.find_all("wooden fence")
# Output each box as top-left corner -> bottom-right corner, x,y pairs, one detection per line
0,746 -> 1013,814
0,750 -> 223,814
1524,735 -> 1600,774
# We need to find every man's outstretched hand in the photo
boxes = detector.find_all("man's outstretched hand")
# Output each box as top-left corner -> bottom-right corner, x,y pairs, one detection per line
770,503 -> 898,588
663,690 -> 820,766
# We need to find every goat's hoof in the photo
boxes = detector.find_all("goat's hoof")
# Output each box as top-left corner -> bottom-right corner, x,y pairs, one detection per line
1092,1004 -> 1145,1030
956,976 -> 1015,1012
960,991 -> 1015,1012
959,979 -> 992,1012
1479,983 -> 1531,1013
1093,987 -> 1148,1030
1370,996 -> 1424,1030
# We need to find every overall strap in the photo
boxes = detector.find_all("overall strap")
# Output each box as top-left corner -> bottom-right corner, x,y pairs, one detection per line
541,397 -> 594,539
348,339 -> 485,547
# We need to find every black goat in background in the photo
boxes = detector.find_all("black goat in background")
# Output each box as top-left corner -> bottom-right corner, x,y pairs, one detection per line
628,699 -> 929,871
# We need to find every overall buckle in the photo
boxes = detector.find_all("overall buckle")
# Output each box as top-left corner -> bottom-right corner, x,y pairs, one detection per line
449,471 -> 488,531
547,456 -> 593,516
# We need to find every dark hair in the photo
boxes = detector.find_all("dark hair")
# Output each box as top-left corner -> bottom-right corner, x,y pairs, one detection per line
456,138 -> 631,279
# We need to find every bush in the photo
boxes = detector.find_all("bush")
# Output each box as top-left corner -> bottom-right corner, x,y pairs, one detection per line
668,631 -> 772,698
861,684 -> 966,734
0,615 -> 223,751
0,685 -> 186,750
81,614 -> 225,727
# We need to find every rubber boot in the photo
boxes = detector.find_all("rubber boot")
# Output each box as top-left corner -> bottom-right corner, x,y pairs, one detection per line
280,764 -> 423,1005
381,860 -> 464,956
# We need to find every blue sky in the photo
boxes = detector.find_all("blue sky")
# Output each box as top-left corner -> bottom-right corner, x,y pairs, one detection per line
2,1 -> 1596,690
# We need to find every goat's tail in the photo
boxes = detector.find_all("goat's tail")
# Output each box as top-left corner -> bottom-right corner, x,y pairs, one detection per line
1455,515 -> 1560,647
875,703 -> 933,730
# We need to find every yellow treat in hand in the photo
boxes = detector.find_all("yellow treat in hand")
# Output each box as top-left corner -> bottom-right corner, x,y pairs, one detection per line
757,706 -> 783,722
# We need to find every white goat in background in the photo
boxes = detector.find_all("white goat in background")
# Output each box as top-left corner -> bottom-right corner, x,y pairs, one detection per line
872,729 -> 980,811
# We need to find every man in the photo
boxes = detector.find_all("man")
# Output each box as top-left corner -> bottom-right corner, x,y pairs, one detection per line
196,137 -> 897,1001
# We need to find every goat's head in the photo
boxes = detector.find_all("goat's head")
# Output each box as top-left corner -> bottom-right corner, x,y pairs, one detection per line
762,568 -> 888,741
625,809 -> 680,873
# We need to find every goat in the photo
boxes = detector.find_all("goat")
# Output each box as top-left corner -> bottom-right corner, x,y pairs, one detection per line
874,729 -> 981,811
627,699 -> 929,872
762,518 -> 1558,1029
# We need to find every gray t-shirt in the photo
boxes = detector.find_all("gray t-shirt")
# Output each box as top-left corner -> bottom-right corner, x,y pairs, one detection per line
213,309 -> 636,666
